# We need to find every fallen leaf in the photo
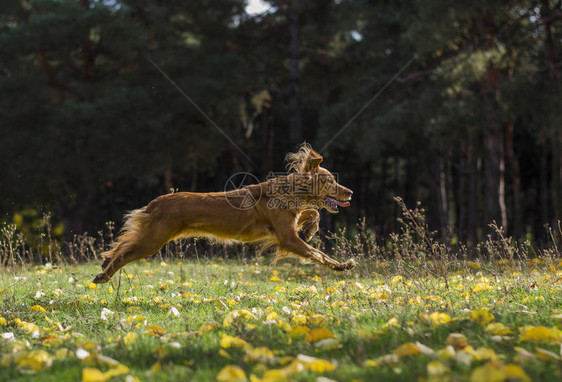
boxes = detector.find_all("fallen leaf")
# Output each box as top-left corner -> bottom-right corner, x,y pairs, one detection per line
221,334 -> 252,351
393,342 -> 422,357
217,365 -> 247,382
314,338 -> 342,351
427,361 -> 449,378
305,328 -> 334,343
365,354 -> 399,367
6,350 -> 54,371
485,322 -> 513,335
470,362 -> 530,382
244,347 -> 276,364
290,326 -> 310,337
519,326 -> 562,344
82,367 -> 106,382
287,354 -> 336,373
535,347 -> 561,361
446,333 -> 468,349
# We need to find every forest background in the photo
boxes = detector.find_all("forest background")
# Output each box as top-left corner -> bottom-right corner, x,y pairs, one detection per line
1,0 -> 561,249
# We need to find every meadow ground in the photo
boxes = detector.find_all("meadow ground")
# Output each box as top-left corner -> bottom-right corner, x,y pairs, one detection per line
0,256 -> 561,382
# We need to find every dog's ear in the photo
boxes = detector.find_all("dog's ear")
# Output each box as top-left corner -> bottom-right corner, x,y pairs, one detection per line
304,150 -> 323,173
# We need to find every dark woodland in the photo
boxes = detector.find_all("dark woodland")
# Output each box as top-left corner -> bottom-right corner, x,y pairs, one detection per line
1,0 -> 561,248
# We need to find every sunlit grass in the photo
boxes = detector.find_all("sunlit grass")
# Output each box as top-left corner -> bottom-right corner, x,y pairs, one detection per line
1,257 -> 561,381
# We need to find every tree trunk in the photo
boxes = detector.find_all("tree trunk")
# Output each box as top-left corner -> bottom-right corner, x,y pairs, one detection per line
539,125 -> 549,240
165,162 -> 173,192
483,128 -> 507,231
377,157 -> 388,235
506,122 -> 522,238
540,0 -> 560,228
429,149 -> 448,241
467,133 -> 479,245
457,141 -> 467,242
405,153 -> 419,208
553,128 -> 562,225
287,0 -> 302,145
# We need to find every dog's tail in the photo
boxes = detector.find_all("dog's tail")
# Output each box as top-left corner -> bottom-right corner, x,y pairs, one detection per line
100,208 -> 150,268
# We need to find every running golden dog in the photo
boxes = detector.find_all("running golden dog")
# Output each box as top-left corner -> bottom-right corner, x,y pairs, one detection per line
93,144 -> 355,283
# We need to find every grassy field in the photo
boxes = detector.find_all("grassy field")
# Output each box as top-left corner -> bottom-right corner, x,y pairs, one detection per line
0,255 -> 561,382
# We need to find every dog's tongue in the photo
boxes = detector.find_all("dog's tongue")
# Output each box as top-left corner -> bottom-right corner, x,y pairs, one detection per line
326,196 -> 350,207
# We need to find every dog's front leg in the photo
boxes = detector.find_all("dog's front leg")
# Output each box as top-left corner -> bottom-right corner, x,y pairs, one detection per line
297,209 -> 320,242
280,234 -> 355,271
273,214 -> 355,271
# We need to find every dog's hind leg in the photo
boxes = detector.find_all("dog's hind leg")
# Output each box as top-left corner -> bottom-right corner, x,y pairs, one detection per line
297,209 -> 320,242
93,209 -> 175,283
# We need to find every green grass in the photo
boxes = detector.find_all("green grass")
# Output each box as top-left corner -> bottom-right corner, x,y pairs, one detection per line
1,257 -> 561,381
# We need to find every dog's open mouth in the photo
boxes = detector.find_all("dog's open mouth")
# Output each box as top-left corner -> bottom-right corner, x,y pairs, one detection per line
325,196 -> 351,213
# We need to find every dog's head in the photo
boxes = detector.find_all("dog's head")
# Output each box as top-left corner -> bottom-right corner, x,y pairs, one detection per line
286,144 -> 353,213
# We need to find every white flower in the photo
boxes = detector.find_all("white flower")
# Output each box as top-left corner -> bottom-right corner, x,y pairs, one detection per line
167,307 -> 180,317
100,307 -> 115,321
76,348 -> 90,360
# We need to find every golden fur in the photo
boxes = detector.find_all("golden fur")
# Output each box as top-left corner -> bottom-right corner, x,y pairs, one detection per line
93,144 -> 355,283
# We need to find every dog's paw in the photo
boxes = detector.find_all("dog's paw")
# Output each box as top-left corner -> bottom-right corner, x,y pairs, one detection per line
331,258 -> 356,271
93,273 -> 110,284
343,258 -> 356,270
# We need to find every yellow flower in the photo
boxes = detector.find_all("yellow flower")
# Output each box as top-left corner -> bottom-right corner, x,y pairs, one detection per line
390,275 -> 404,284
470,309 -> 495,325
199,322 -> 221,334
144,325 -> 166,337
472,283 -> 492,292
123,332 -> 138,345
29,305 -> 46,313
382,317 -> 400,329
223,309 -> 257,328
428,312 -> 451,326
